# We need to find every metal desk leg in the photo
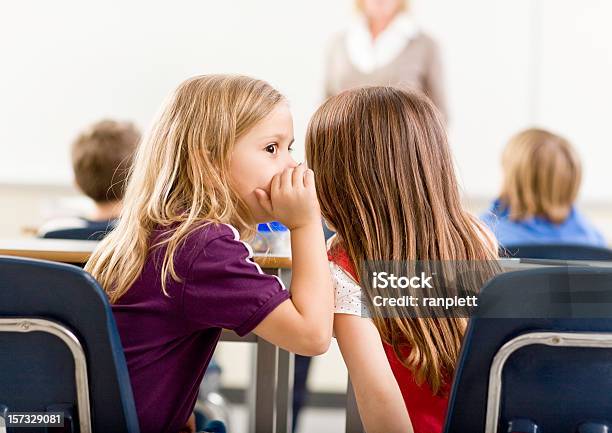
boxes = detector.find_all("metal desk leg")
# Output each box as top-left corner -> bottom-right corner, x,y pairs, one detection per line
246,344 -> 257,433
275,348 -> 294,433
250,337 -> 278,433
346,377 -> 364,433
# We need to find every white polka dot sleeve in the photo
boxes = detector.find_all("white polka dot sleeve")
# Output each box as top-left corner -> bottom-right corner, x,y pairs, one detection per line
330,262 -> 365,316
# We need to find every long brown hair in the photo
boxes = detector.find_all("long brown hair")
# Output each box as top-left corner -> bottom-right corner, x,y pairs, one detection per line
305,87 -> 497,394
500,128 -> 581,224
86,75 -> 284,303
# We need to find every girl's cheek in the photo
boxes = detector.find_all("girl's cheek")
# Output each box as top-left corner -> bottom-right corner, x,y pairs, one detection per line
259,175 -> 274,195
262,163 -> 283,190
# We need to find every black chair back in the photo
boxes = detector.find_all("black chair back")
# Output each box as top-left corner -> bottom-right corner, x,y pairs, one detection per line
0,255 -> 140,433
501,243 -> 612,260
444,265 -> 612,433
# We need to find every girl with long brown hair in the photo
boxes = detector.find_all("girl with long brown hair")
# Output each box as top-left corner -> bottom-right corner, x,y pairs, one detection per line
306,86 -> 497,433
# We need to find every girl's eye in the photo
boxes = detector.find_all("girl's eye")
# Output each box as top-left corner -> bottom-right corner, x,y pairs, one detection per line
265,143 -> 278,154
288,145 -> 294,153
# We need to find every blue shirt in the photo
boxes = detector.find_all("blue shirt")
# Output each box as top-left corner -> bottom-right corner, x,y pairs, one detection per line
480,199 -> 607,248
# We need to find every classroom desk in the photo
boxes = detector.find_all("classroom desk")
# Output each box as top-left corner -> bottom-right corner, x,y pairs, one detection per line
0,237 -> 362,433
0,238 -> 292,269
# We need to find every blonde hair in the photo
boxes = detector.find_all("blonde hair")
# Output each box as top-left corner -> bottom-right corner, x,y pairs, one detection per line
306,87 -> 498,394
500,128 -> 581,224
85,75 -> 284,303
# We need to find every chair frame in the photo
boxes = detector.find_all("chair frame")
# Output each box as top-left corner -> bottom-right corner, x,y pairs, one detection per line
486,331 -> 612,433
0,317 -> 92,433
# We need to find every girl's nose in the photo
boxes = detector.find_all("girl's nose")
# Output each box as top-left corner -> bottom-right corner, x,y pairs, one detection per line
285,154 -> 299,169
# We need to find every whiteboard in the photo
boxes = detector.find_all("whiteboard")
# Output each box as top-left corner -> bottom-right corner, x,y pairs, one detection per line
1,0 -> 611,202
535,0 -> 612,203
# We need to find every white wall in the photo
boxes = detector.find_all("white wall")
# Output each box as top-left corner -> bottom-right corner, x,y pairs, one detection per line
0,0 -> 351,184
1,0 -> 612,203
535,0 -> 612,203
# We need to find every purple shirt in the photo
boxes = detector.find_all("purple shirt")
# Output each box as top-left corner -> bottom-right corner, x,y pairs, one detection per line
112,222 -> 289,433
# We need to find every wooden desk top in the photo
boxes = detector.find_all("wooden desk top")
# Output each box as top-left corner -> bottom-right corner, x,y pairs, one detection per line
0,238 -> 292,269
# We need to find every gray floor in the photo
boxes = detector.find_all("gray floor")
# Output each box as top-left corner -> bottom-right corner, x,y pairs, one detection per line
227,404 -> 345,433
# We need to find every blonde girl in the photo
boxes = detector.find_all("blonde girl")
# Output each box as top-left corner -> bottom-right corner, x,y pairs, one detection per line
86,75 -> 333,433
481,128 -> 606,248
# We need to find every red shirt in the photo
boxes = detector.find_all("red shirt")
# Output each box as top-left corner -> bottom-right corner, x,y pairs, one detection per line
328,244 -> 448,433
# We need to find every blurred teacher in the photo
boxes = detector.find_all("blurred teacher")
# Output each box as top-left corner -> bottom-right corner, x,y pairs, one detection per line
325,0 -> 447,119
